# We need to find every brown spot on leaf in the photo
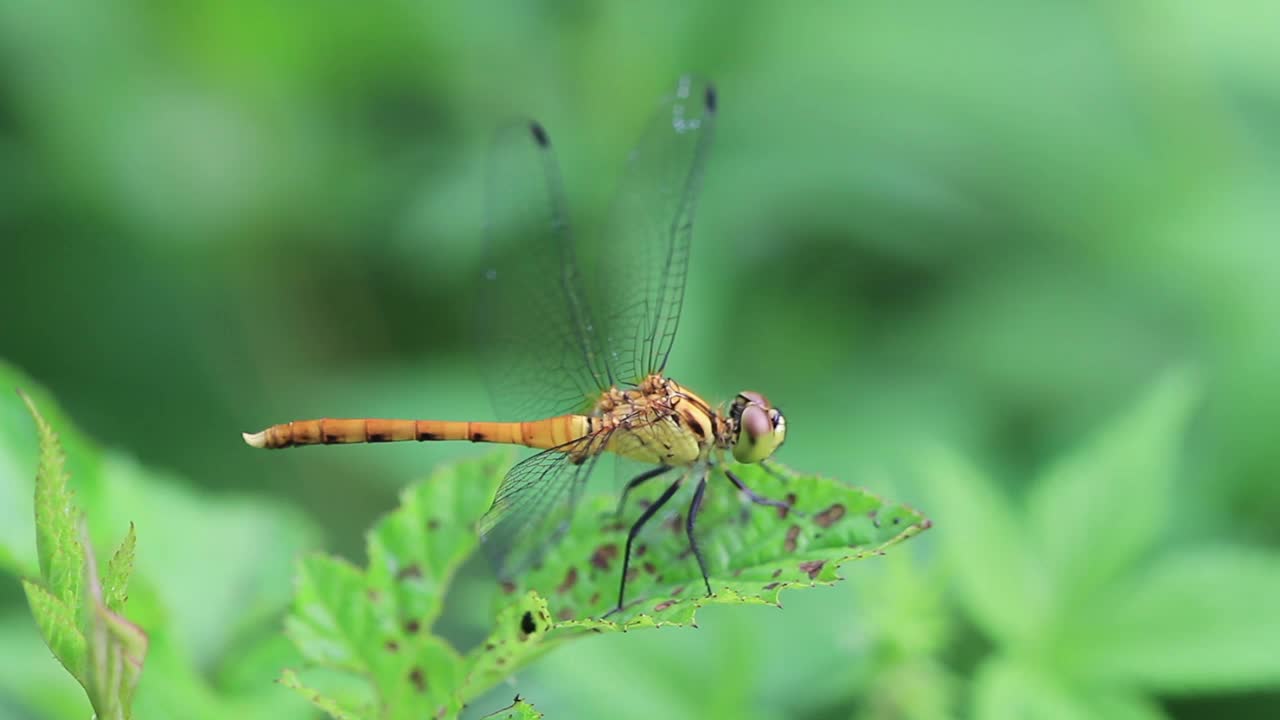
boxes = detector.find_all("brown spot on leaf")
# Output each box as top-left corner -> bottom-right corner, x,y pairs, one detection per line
408,667 -> 426,693
771,568 -> 782,579
664,513 -> 683,534
589,591 -> 600,606
784,525 -> 801,553
799,560 -> 826,579
591,544 -> 618,570
778,493 -> 797,518
635,543 -> 648,557
385,640 -> 399,652
557,607 -> 575,621
814,503 -> 846,528
367,589 -> 382,603
654,600 -> 675,612
500,580 -> 516,594
404,619 -> 421,634
520,610 -> 537,635
642,561 -> 657,575
671,585 -> 686,596
427,518 -> 440,530
397,564 -> 422,581
763,582 -> 780,590
557,567 -> 578,593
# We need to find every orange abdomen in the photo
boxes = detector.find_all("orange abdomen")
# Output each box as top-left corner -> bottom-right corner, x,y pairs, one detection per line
242,415 -> 592,451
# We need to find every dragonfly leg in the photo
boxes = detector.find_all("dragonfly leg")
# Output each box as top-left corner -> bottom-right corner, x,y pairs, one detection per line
615,465 -> 673,518
724,468 -> 799,515
760,459 -> 791,484
606,475 -> 684,617
686,472 -> 713,597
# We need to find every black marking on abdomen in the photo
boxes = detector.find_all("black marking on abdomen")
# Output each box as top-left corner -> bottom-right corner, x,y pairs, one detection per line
367,432 -> 389,443
418,431 -> 440,441
471,431 -> 487,442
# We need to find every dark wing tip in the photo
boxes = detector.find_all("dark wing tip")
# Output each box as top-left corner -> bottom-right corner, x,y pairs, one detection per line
529,121 -> 550,147
704,84 -> 717,113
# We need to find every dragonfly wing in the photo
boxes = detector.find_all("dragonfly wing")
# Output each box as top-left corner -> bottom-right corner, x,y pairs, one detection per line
478,432 -> 609,579
479,121 -> 610,421
592,76 -> 718,385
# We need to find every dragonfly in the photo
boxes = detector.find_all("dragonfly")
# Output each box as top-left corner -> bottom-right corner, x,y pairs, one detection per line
243,76 -> 790,615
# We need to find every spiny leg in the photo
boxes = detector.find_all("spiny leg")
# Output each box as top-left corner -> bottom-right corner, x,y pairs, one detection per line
615,465 -> 673,518
686,472 -> 713,597
606,474 -> 683,616
724,468 -> 795,513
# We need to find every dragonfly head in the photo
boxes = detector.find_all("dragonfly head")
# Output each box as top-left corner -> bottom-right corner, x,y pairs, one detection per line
729,391 -> 787,463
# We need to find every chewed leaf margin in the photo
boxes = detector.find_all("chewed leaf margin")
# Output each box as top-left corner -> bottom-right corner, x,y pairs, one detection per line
459,462 -> 930,695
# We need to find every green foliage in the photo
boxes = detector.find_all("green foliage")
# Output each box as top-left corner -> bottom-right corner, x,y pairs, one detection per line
284,454 -> 929,717
0,364 -> 322,720
17,390 -> 148,719
928,371 -> 1280,717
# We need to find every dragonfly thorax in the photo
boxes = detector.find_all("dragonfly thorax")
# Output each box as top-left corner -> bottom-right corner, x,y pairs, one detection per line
592,375 -> 723,467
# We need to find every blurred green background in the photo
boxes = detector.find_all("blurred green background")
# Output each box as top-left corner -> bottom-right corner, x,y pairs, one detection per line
2,0 -> 1279,718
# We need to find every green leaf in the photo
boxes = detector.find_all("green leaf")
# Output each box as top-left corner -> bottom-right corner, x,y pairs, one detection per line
482,696 -> 543,719
1027,370 -> 1196,606
511,462 -> 929,627
1067,546 -> 1280,694
104,522 -> 137,615
79,520 -> 148,720
21,389 -> 86,610
287,453 -> 925,717
971,657 -> 1092,720
22,578 -> 88,678
973,656 -> 1170,720
285,454 -> 504,720
286,551 -> 468,719
4,367 -> 315,720
365,452 -> 506,631
279,668 -> 370,720
286,554 -> 376,673
17,391 -> 148,719
454,463 -> 929,696
923,448 -> 1044,645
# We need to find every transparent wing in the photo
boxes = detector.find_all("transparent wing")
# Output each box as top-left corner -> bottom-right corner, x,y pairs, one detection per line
593,76 -> 718,385
477,432 -> 610,579
479,121 -> 610,422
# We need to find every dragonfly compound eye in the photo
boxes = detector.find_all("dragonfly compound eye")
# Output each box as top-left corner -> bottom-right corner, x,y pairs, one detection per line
732,398 -> 787,463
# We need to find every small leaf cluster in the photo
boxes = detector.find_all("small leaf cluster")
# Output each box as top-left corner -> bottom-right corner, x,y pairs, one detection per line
18,391 -> 147,720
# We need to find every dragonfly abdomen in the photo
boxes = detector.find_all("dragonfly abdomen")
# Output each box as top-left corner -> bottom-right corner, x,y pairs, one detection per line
242,416 -> 593,451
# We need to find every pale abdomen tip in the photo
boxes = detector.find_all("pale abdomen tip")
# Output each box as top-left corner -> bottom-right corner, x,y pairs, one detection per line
242,430 -> 268,448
